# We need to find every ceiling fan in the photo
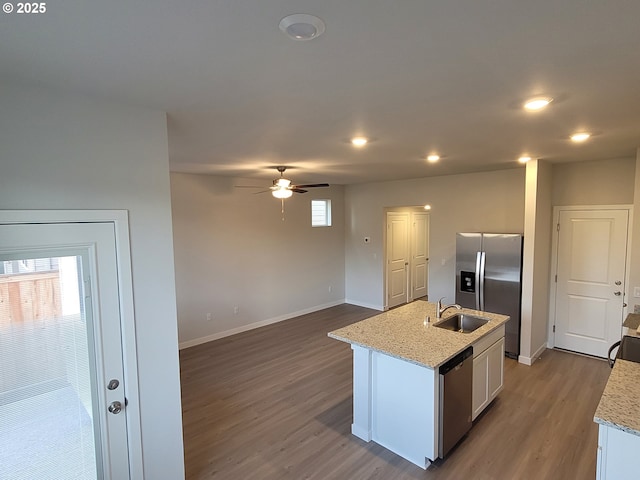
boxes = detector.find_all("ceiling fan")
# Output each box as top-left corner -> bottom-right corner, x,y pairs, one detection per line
238,166 -> 329,199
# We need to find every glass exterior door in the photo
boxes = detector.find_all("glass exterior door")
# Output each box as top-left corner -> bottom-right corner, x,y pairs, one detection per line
0,254 -> 99,479
0,220 -> 131,480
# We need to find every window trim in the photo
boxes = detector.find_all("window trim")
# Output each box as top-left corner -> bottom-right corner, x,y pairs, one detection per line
311,199 -> 332,227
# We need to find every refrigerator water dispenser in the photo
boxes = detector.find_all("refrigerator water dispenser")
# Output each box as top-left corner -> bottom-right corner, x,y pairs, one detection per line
460,271 -> 475,293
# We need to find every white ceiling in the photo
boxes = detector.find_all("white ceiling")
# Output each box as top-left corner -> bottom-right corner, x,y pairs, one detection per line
2,1 -> 639,185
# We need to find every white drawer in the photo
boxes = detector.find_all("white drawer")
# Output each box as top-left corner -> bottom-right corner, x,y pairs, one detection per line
473,324 -> 506,357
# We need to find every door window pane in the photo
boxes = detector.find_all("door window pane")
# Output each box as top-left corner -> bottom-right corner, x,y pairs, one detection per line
0,255 -> 98,480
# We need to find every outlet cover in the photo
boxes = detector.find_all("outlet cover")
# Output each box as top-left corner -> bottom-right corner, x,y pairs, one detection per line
634,287 -> 640,298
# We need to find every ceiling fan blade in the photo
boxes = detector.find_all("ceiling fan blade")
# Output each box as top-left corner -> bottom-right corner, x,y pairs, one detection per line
293,183 -> 330,188
292,188 -> 308,194
235,185 -> 266,188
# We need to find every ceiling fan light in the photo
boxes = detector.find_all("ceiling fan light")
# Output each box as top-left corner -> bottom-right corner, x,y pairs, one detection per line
272,188 -> 293,199
276,178 -> 291,188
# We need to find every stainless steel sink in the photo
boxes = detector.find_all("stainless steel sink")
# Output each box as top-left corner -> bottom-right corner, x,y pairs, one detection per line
434,313 -> 489,333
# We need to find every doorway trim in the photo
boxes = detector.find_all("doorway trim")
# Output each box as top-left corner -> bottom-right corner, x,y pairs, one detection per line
0,209 -> 143,479
547,204 -> 633,351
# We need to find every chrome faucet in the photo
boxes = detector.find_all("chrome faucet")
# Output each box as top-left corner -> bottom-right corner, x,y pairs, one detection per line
436,297 -> 462,318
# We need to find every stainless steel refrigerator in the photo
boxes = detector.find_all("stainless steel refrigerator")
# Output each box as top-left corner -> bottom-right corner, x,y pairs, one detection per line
455,233 -> 523,358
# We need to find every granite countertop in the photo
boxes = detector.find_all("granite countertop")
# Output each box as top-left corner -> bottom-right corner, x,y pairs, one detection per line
327,299 -> 509,369
594,359 -> 640,437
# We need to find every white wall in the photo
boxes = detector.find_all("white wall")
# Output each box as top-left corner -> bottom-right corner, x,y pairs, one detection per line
170,172 -> 346,347
0,83 -> 184,479
344,168 -> 526,310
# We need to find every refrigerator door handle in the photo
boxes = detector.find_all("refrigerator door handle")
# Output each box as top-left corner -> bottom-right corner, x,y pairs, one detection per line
478,252 -> 486,311
479,251 -> 486,310
475,251 -> 482,310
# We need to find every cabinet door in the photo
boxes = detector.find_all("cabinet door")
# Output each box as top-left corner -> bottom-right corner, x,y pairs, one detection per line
488,337 -> 505,400
472,350 -> 489,420
597,424 -> 640,479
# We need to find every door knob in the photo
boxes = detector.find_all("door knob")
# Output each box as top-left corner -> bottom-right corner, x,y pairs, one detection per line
108,401 -> 123,414
614,291 -> 622,296
615,281 -> 622,286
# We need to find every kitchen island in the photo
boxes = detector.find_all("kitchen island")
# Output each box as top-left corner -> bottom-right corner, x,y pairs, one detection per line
328,300 -> 509,468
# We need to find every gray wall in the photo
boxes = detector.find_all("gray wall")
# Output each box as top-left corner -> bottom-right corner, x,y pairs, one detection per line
344,168 -> 527,309
629,150 -> 640,315
552,157 -> 636,206
170,172 -> 346,347
0,83 -> 184,479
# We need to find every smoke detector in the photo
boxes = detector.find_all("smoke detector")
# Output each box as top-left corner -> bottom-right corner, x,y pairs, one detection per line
279,14 -> 325,41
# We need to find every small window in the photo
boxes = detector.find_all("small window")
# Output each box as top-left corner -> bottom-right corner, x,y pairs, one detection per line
311,199 -> 331,227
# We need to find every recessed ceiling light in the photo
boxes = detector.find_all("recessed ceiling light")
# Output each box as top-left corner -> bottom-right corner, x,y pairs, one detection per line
279,14 -> 325,41
518,156 -> 532,163
424,204 -> 432,210
570,132 -> 591,142
426,154 -> 440,163
351,136 -> 368,147
523,96 -> 553,111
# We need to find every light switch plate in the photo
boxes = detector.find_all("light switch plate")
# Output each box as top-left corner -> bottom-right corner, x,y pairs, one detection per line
634,287 -> 640,298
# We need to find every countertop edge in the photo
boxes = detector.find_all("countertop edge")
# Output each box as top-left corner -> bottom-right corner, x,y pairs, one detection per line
593,416 -> 640,437
593,358 -> 640,437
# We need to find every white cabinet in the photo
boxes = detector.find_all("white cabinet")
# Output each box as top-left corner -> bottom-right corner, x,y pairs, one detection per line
487,337 -> 504,399
350,344 -> 437,469
472,327 -> 504,420
596,424 -> 640,480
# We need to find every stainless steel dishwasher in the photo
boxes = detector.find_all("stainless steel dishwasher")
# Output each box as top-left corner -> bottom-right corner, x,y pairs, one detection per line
438,346 -> 473,458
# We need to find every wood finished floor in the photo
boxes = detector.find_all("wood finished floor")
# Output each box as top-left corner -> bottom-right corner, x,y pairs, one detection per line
180,304 -> 611,480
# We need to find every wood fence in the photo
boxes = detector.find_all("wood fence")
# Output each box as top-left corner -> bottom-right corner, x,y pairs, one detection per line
0,271 -> 62,326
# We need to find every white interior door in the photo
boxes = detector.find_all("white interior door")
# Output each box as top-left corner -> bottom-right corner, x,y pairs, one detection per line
410,212 -> 429,300
553,209 -> 629,357
386,212 -> 409,309
0,222 -> 131,479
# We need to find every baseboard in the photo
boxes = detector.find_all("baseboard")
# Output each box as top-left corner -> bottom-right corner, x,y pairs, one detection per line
344,298 -> 384,311
351,423 -> 372,442
518,343 -> 547,365
179,299 -> 346,350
